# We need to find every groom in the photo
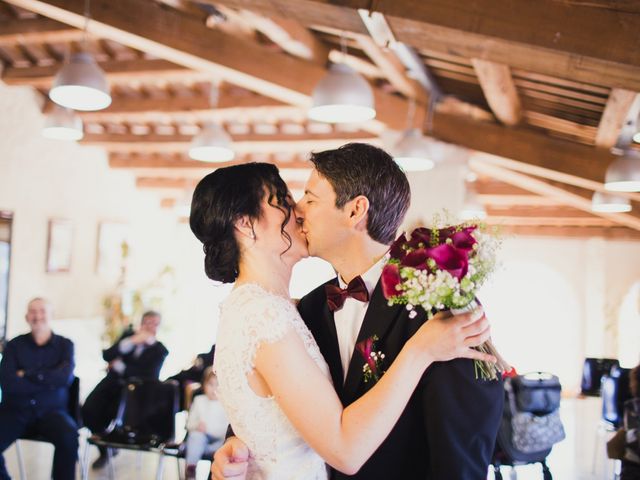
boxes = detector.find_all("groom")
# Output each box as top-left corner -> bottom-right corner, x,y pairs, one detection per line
212,143 -> 503,479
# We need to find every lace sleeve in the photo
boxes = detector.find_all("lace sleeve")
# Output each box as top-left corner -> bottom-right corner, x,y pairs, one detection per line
234,290 -> 296,375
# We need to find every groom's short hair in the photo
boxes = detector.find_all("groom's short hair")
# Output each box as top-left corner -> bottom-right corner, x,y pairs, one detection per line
310,143 -> 410,244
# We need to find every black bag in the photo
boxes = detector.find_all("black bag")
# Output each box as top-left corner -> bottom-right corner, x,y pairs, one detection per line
512,372 -> 561,415
505,374 -> 565,454
581,358 -> 619,396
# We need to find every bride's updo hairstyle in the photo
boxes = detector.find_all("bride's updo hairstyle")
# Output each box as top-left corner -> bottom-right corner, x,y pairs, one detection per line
190,162 -> 293,283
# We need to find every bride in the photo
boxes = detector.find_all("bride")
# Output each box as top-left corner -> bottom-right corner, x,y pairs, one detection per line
189,162 -> 494,479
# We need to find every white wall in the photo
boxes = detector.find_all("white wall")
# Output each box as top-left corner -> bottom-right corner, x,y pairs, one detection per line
0,82 -> 222,377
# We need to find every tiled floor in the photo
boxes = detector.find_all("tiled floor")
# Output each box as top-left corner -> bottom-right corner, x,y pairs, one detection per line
4,397 -> 620,479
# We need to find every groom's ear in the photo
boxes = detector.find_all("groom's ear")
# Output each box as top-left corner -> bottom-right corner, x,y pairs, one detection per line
346,195 -> 369,228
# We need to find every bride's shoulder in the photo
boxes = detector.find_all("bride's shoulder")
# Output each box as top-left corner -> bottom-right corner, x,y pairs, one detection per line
223,283 -> 296,316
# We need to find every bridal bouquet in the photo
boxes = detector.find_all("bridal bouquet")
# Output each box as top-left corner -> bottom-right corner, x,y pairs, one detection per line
381,218 -> 508,380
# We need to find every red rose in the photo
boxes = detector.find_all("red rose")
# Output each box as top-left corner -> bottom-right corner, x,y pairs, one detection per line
381,264 -> 402,299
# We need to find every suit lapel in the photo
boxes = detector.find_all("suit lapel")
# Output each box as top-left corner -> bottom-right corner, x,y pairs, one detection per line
316,278 -> 345,395
342,281 -> 406,402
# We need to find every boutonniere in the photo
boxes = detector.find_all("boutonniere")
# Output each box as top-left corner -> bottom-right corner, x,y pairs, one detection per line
356,335 -> 386,383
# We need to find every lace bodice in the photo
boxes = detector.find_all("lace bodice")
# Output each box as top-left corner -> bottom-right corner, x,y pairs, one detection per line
214,284 -> 330,480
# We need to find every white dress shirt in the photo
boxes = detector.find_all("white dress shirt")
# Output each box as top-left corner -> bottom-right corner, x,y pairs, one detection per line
334,256 -> 387,382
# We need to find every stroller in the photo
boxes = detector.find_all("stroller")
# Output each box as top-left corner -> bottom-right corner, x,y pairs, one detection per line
492,372 -> 566,480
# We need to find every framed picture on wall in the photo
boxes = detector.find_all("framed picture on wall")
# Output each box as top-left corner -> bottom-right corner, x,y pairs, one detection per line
46,219 -> 73,273
96,222 -> 129,280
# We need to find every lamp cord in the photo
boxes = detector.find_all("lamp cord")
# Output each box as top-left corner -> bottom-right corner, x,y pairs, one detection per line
82,0 -> 91,48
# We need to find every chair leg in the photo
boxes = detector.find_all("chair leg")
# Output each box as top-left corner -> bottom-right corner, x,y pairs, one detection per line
156,453 -> 165,480
176,457 -> 183,480
81,443 -> 91,480
15,441 -> 27,480
107,448 -> 116,480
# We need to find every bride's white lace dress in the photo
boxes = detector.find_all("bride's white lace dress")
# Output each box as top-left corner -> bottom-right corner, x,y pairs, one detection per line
214,284 -> 331,480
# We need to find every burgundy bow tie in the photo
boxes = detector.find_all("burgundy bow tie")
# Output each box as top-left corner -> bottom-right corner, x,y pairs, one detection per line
325,276 -> 370,312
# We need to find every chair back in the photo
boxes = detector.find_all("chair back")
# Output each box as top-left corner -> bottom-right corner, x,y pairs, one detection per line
112,379 -> 179,447
68,376 -> 82,426
581,357 -> 619,396
602,366 -> 631,428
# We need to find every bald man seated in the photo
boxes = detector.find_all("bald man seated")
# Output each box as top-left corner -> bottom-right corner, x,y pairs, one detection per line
0,298 -> 78,480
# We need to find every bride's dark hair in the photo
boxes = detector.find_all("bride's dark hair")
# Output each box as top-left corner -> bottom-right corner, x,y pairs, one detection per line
189,163 -> 293,283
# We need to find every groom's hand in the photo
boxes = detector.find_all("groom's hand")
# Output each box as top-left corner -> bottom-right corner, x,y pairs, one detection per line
211,436 -> 249,480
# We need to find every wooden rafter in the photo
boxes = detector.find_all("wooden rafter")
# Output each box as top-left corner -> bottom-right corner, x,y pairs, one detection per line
109,153 -> 311,170
79,105 -> 304,125
431,113 -> 640,203
498,225 -> 640,240
4,0 -> 408,133
84,130 -> 376,144
595,89 -> 639,148
355,34 -> 425,102
208,0 -> 640,91
2,58 -> 203,87
0,16 -> 81,44
238,9 -> 329,65
89,136 -> 382,154
470,160 -> 640,231
471,59 -> 521,126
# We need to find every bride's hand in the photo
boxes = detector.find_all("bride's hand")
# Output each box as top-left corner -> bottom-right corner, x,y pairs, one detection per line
408,308 -> 496,364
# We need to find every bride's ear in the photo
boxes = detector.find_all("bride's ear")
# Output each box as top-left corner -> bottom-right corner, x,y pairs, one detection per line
234,216 -> 256,242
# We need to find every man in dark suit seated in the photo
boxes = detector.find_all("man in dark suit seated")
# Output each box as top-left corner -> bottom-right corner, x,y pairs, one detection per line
82,310 -> 168,469
0,298 -> 77,480
167,344 -> 215,410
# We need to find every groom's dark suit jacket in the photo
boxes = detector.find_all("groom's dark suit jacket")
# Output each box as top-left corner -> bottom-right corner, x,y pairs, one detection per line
297,277 -> 504,480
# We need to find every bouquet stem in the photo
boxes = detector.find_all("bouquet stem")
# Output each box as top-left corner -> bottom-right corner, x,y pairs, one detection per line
451,299 -> 510,381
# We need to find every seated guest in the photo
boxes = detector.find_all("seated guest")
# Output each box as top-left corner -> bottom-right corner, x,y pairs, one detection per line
168,344 -> 215,410
621,362 -> 640,480
82,310 -> 168,469
0,298 -> 77,480
184,367 -> 228,480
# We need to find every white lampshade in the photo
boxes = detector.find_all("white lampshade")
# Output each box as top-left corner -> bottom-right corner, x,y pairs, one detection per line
393,128 -> 436,172
460,191 -> 487,220
591,191 -> 632,213
42,106 -> 83,141
49,52 -> 111,111
633,131 -> 640,144
308,63 -> 375,123
604,152 -> 640,192
189,123 -> 235,162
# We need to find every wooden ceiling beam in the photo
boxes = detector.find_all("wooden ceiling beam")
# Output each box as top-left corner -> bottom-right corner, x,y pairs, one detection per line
4,0 -> 407,133
85,130 -> 375,143
2,58 -> 202,87
91,137 -> 382,154
471,59 -> 521,126
0,17 -> 81,44
485,205 -> 597,218
595,89 -> 640,148
355,34 -> 426,102
497,225 -> 640,240
485,216 -> 616,227
431,113 -> 640,203
109,153 -> 309,168
238,9 -> 330,65
209,0 -> 640,90
80,105 -> 303,124
470,160 -> 640,231
478,194 -> 563,207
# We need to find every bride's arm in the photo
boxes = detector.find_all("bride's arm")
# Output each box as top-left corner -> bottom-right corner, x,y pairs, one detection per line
253,309 -> 493,474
